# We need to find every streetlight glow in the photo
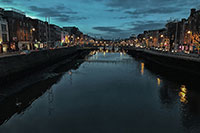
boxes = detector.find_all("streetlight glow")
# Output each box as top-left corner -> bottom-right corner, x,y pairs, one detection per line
187,31 -> 191,34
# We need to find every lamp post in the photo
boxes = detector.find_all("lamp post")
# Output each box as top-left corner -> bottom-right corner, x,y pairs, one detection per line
150,36 -> 153,48
160,34 -> 164,48
30,28 -> 35,50
187,31 -> 192,53
0,41 -> 2,53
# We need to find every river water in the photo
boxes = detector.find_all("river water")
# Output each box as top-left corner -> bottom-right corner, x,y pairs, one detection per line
0,50 -> 200,133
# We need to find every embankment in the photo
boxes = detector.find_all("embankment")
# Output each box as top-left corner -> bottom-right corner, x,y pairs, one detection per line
127,48 -> 200,76
0,47 -> 80,83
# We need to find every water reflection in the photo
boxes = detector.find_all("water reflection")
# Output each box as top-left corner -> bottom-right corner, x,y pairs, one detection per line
157,78 -> 161,86
129,51 -> 200,132
179,85 -> 188,104
1,51 -> 200,132
141,62 -> 144,75
48,89 -> 55,116
0,51 -> 89,126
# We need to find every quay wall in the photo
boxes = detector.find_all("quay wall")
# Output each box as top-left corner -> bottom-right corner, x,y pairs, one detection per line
0,47 -> 78,81
127,48 -> 200,75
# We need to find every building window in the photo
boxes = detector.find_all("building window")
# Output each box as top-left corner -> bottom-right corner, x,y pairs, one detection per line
1,24 -> 7,32
2,34 -> 7,42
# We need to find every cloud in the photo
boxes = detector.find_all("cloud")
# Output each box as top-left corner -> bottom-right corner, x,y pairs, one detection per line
93,26 -> 124,33
1,0 -> 199,39
92,20 -> 166,39
29,5 -> 77,16
0,0 -> 13,4
125,7 -> 183,16
104,9 -> 121,12
129,20 -> 166,33
105,0 -> 197,9
29,5 -> 86,22
92,26 -> 134,39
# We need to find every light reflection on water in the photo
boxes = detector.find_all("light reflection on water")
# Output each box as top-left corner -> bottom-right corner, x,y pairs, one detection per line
0,51 -> 200,133
157,78 -> 161,86
179,85 -> 188,104
141,62 -> 144,75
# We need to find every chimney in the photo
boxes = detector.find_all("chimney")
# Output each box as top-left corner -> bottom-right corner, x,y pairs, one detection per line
190,8 -> 196,16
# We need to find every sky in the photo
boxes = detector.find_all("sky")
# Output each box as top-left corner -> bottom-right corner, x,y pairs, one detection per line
0,0 -> 199,39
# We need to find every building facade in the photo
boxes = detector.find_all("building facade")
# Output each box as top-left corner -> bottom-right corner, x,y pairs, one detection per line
0,8 -> 9,53
187,8 -> 200,52
49,24 -> 62,47
30,18 -> 49,49
4,8 -> 32,50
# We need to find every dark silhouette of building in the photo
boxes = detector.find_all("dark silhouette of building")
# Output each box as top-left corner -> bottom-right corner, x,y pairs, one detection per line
4,8 -> 32,50
0,8 -> 9,53
30,18 -> 49,48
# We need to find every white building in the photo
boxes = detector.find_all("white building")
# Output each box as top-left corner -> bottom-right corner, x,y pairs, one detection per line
0,8 -> 9,53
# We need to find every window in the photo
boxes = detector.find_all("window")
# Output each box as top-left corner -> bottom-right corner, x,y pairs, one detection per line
1,24 -> 7,32
2,34 -> 7,42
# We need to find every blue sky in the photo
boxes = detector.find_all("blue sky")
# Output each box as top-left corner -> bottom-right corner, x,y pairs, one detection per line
0,0 -> 199,39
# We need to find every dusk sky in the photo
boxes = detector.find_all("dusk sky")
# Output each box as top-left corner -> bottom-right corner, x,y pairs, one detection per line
0,0 -> 199,39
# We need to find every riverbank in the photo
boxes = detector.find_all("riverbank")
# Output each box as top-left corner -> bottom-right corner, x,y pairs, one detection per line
0,49 -> 91,125
127,48 -> 200,76
0,47 -> 80,84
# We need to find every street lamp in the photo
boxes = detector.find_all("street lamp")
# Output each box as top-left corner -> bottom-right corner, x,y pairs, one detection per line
32,28 -> 35,32
187,31 -> 192,53
187,31 -> 192,34
30,28 -> 36,50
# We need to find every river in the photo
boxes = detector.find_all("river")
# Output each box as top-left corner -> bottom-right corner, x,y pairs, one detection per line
0,50 -> 200,133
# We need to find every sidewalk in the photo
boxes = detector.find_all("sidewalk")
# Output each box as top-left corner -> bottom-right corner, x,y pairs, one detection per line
0,51 -> 20,58
0,46 -> 76,59
143,49 -> 200,63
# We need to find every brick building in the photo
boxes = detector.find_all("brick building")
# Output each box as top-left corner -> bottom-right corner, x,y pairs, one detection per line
4,8 -> 32,50
30,18 -> 49,49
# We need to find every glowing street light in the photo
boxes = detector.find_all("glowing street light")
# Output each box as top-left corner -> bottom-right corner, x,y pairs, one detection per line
187,31 -> 192,34
31,28 -> 36,32
160,35 -> 164,38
